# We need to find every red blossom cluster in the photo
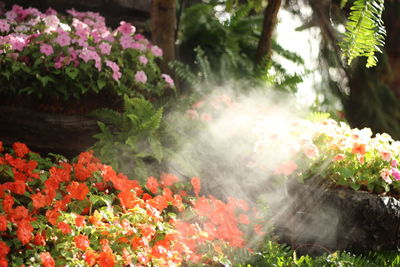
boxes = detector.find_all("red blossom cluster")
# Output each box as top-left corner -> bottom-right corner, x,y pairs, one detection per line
0,141 -> 263,266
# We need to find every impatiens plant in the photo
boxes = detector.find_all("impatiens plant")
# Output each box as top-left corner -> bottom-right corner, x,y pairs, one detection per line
0,5 -> 175,100
0,141 -> 262,266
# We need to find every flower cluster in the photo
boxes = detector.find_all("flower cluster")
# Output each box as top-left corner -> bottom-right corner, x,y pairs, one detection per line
0,5 -> 174,99
253,117 -> 400,194
0,141 -> 260,266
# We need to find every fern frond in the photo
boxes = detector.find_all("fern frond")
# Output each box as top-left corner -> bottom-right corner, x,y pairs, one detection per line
340,0 -> 386,67
194,47 -> 213,84
89,108 -> 123,126
168,61 -> 199,87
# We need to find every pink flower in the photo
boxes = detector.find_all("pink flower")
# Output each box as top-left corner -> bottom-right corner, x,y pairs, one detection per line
332,154 -> 346,162
118,21 -> 136,35
40,43 -> 54,56
201,113 -> 212,122
135,34 -> 145,40
161,74 -> 174,87
9,35 -> 27,51
381,151 -> 392,162
135,71 -> 147,83
55,33 -> 71,47
0,19 -> 10,33
98,42 -> 111,55
120,35 -> 133,49
105,60 -> 121,81
274,161 -> 298,176
138,55 -> 148,65
43,15 -> 60,31
151,45 -> 163,57
303,143 -> 319,159
186,109 -> 199,119
391,159 -> 398,168
380,169 -> 392,184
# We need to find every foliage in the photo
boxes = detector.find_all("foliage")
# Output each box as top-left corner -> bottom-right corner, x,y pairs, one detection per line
340,0 -> 386,67
177,2 -> 306,92
243,240 -> 400,266
0,5 -> 174,100
90,96 -> 164,181
0,141 -> 260,266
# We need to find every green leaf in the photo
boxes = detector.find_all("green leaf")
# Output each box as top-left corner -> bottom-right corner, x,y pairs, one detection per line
338,167 -> 355,178
36,75 -> 51,87
350,183 -> 361,191
65,67 -> 79,80
97,79 -> 107,90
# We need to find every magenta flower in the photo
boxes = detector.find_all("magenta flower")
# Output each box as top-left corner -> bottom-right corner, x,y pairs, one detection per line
118,21 -> 135,35
161,74 -> 174,87
40,43 -> 54,56
391,168 -> 400,181
135,71 -> 147,84
151,45 -> 163,57
0,19 -> 10,33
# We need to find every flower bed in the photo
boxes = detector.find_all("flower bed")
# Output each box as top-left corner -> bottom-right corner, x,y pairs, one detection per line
0,5 -> 174,101
0,141 -> 263,266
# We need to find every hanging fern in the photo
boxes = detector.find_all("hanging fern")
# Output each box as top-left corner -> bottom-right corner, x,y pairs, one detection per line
340,0 -> 386,68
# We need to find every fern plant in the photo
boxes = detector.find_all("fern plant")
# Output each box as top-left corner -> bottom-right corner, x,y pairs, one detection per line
90,96 -> 164,181
340,0 -> 386,67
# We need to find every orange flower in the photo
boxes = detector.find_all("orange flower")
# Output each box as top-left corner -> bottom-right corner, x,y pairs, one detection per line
75,214 -> 86,227
97,251 -> 115,267
238,214 -> 250,225
146,176 -> 159,194
332,153 -> 346,162
191,177 -> 201,197
351,142 -> 366,155
33,232 -> 46,246
40,252 -> 55,267
12,142 -> 30,158
83,250 -> 98,266
74,235 -> 90,251
2,194 -> 14,213
117,190 -> 138,209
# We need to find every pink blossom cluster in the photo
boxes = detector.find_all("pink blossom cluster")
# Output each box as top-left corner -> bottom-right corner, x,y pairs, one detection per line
0,4 -> 174,89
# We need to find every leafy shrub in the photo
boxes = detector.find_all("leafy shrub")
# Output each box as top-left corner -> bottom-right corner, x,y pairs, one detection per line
90,96 -> 164,181
0,141 -> 260,266
0,5 -> 174,100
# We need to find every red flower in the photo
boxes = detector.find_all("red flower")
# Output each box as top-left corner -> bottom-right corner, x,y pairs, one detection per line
160,173 -> 179,187
33,232 -> 46,246
16,220 -> 33,245
2,194 -> 14,213
11,180 -> 26,195
57,222 -> 72,234
0,241 -> 10,258
10,206 -> 29,223
238,214 -> 250,225
40,252 -> 55,267
0,215 -> 7,231
146,176 -> 159,194
12,142 -> 30,158
45,209 -> 60,226
0,141 -> 3,153
0,258 -> 7,267
74,235 -> 90,251
31,192 -> 48,209
66,182 -> 89,200
97,252 -> 115,267
191,177 -> 201,197
147,195 -> 168,212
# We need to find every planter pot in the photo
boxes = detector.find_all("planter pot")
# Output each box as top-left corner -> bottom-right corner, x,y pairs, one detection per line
272,177 -> 400,255
0,106 -> 99,158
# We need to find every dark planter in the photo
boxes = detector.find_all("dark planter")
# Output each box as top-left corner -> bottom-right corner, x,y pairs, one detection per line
0,106 -> 99,158
272,177 -> 400,255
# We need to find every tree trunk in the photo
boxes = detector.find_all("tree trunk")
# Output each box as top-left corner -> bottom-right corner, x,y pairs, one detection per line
151,0 -> 176,69
255,0 -> 282,66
